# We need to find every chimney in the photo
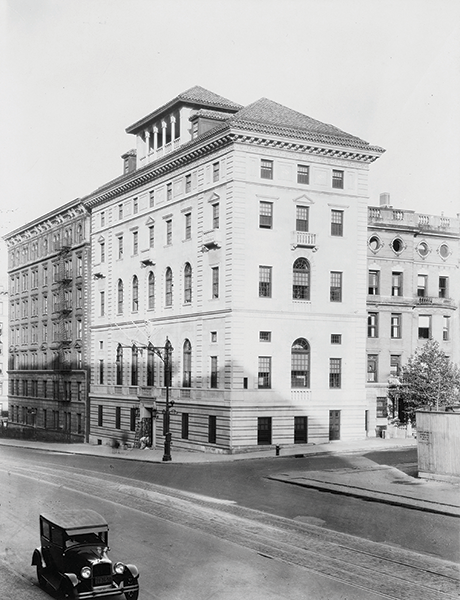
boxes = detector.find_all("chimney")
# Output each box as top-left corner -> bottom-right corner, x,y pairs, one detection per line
122,149 -> 137,174
380,192 -> 391,207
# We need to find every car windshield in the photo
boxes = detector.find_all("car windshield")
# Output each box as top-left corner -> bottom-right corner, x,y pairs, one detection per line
65,532 -> 107,548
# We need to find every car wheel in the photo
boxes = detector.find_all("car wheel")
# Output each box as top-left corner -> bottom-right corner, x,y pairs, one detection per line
36,564 -> 46,589
59,582 -> 77,600
125,590 -> 139,600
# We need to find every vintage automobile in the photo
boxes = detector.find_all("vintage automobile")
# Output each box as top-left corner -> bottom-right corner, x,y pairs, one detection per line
32,509 -> 139,599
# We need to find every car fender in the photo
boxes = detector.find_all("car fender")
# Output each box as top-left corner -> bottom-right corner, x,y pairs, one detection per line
63,572 -> 79,587
124,564 -> 139,579
31,548 -> 43,567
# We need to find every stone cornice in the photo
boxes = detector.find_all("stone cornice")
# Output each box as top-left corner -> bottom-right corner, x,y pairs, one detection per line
4,203 -> 88,247
83,126 -> 383,211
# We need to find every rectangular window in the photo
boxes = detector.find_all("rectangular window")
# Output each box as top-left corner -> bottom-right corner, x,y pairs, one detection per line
368,270 -> 380,295
149,225 -> 155,248
331,210 -> 344,236
390,313 -> 402,339
376,397 -> 388,418
185,174 -> 192,193
185,213 -> 192,240
259,331 -> 271,342
294,416 -> 308,443
77,381 -> 82,401
390,355 -> 401,377
167,182 -> 172,201
208,415 -> 217,444
418,314 -> 431,338
258,356 -> 271,388
118,204 -> 123,220
297,164 -> 310,185
260,159 -> 273,180
212,267 -> 219,299
443,316 -> 450,341
210,356 -> 218,388
149,190 -> 155,207
182,413 -> 189,439
212,203 -> 219,229
259,201 -> 273,229
367,354 -> 378,382
212,162 -> 220,182
118,236 -> 123,259
115,406 -> 121,429
439,277 -> 448,298
259,266 -> 272,298
166,219 -> 172,245
100,242 -> 105,263
296,206 -> 309,232
417,275 -> 427,298
100,291 -> 105,316
130,407 -> 137,432
98,405 -> 103,427
332,169 -> 344,189
133,197 -> 138,214
257,417 -> 272,445
331,334 -> 342,344
100,211 -> 105,227
330,271 -> 342,302
368,313 -> 378,338
132,231 -> 138,255
329,358 -> 342,388
392,272 -> 403,296
99,359 -> 104,384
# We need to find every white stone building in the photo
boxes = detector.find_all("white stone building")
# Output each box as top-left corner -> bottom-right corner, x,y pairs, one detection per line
84,86 -> 385,451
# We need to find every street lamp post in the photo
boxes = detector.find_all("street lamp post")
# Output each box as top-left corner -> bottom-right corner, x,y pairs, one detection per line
116,336 -> 174,460
162,337 -> 173,462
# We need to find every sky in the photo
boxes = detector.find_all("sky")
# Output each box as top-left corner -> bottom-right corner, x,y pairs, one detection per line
1,0 -> 459,278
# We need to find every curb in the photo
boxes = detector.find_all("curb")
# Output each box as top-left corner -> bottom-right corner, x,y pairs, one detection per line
268,475 -> 460,518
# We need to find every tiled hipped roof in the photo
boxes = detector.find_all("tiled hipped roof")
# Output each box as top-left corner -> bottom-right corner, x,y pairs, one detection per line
126,86 -> 242,133
227,98 -> 382,152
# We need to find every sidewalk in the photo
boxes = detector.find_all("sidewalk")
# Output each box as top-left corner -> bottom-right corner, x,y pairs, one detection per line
2,435 -> 459,517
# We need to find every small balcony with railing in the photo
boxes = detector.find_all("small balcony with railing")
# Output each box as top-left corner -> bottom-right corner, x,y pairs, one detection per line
201,229 -> 222,251
290,231 -> 317,250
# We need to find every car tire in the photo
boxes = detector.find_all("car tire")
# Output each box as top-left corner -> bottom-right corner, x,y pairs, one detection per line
36,564 -> 46,589
59,582 -> 77,600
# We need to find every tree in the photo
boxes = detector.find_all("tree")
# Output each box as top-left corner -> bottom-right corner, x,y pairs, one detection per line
392,339 -> 460,423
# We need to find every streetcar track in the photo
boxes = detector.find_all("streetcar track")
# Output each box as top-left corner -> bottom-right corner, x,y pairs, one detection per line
2,461 -> 459,600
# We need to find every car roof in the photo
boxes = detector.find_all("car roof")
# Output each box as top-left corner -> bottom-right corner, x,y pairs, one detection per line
40,509 -> 109,533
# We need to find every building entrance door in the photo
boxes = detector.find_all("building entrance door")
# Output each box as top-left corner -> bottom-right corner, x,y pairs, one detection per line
329,410 -> 341,440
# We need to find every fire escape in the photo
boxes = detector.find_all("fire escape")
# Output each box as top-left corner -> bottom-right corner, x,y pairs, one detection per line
53,242 -> 73,407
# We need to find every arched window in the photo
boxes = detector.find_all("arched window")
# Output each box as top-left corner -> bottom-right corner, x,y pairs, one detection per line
76,223 -> 83,242
148,272 -> 155,310
116,344 -> 123,385
184,263 -> 192,304
43,238 -> 48,254
293,258 -> 310,300
291,338 -> 310,388
147,343 -> 155,386
131,345 -> 138,386
183,339 -> 192,387
165,267 -> 172,307
132,275 -> 139,312
117,279 -> 124,313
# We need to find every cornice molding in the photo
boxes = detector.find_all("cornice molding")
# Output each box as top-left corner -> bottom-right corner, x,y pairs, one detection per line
83,128 -> 383,211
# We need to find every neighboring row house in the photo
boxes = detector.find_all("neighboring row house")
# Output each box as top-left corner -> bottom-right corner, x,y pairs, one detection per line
4,86 -> 458,450
366,194 -> 460,432
4,200 -> 91,441
0,284 -> 8,417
